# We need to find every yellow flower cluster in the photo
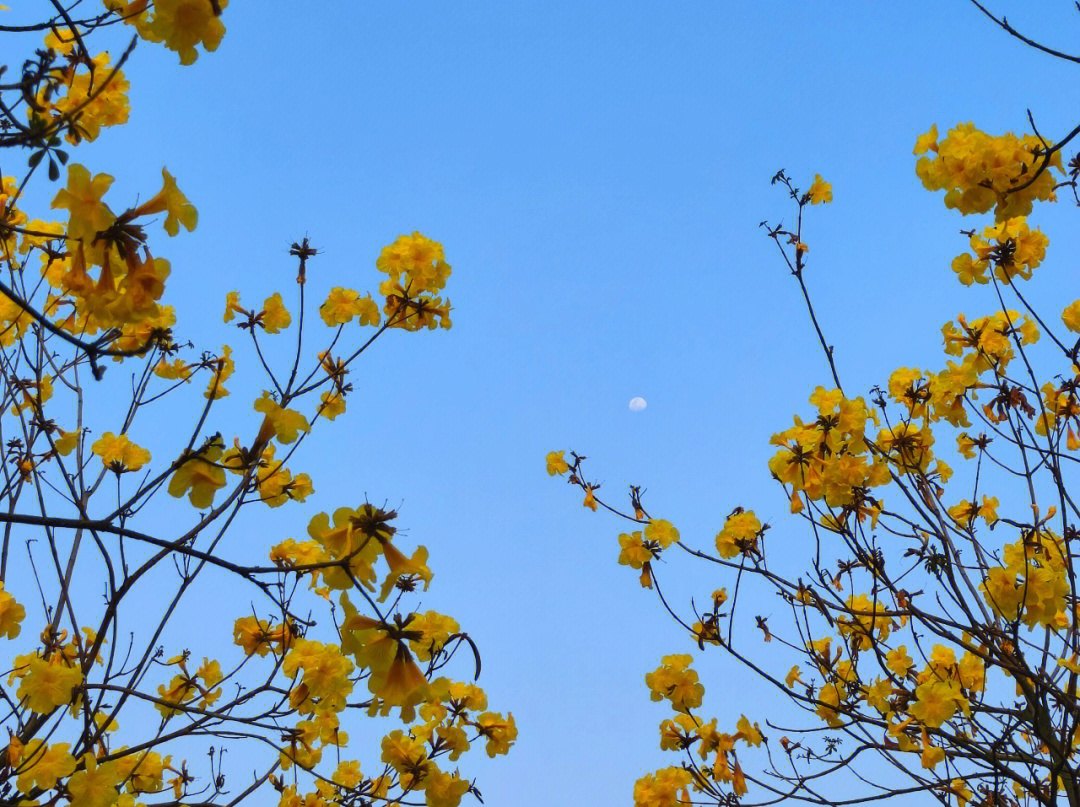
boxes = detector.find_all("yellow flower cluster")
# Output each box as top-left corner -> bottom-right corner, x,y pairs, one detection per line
233,616 -> 295,657
941,310 -> 1038,377
288,503 -> 431,597
282,639 -> 355,714
1037,378 -> 1080,440
641,661 -> 765,803
915,122 -> 1062,219
645,654 -> 704,712
39,163 -> 192,338
377,232 -> 453,331
836,594 -> 893,651
633,767 -> 693,807
224,291 -> 292,332
887,644 -> 985,767
950,216 -> 1048,285
946,496 -> 999,529
32,38 -> 130,143
982,532 -> 1070,628
714,509 -> 761,559
617,519 -> 679,588
319,287 -> 380,327
768,387 -> 889,519
155,655 -> 223,718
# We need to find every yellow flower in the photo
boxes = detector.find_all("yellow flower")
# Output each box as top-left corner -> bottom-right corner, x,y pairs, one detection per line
735,715 -> 763,746
0,582 -> 26,639
863,678 -> 892,713
91,431 -> 150,472
921,737 -> 945,769
130,168 -> 197,235
946,778 -> 973,806
618,531 -> 652,569
886,645 -> 913,677
807,174 -> 832,204
146,0 -> 228,65
1063,300 -> 1080,334
110,748 -> 167,795
320,287 -> 379,327
259,292 -> 291,334
644,519 -> 679,549
16,740 -> 76,794
377,233 -> 453,331
233,616 -> 293,657
837,593 -> 893,649
473,712 -> 517,757
12,374 -> 53,415
582,486 -> 598,511
17,655 -> 83,713
44,26 -> 78,54
332,760 -> 362,789
545,450 -> 570,475
981,565 -> 1025,622
51,164 -> 115,242
909,680 -> 960,728
955,432 -> 979,459
952,216 -> 1048,285
6,734 -> 22,767
425,767 -> 470,807
204,345 -> 234,399
380,729 -> 429,775
282,639 -> 354,706
377,232 -> 451,293
977,495 -> 999,525
33,52 -> 130,144
254,393 -> 310,445
154,358 -> 193,382
913,123 -> 938,155
378,543 -> 433,602
223,291 -> 245,323
318,391 -> 346,421
168,438 -> 227,508
815,681 -> 846,727
67,753 -> 121,807
374,644 -> 429,717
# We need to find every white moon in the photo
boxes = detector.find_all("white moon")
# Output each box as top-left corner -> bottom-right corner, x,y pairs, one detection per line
629,397 -> 647,412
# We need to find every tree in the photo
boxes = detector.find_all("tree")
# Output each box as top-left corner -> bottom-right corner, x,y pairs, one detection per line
551,8 -> 1080,807
0,4 -> 513,807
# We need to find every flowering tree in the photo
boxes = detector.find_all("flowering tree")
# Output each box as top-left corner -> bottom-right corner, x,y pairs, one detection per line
551,10 -> 1080,807
0,4 -> 513,807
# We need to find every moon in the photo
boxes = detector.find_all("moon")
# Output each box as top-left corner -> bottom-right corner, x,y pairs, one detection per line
629,397 -> 647,412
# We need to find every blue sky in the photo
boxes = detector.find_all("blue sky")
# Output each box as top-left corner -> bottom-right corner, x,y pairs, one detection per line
31,1 -> 1080,804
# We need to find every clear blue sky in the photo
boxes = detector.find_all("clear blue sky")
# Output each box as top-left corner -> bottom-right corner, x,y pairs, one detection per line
55,1 -> 1080,803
